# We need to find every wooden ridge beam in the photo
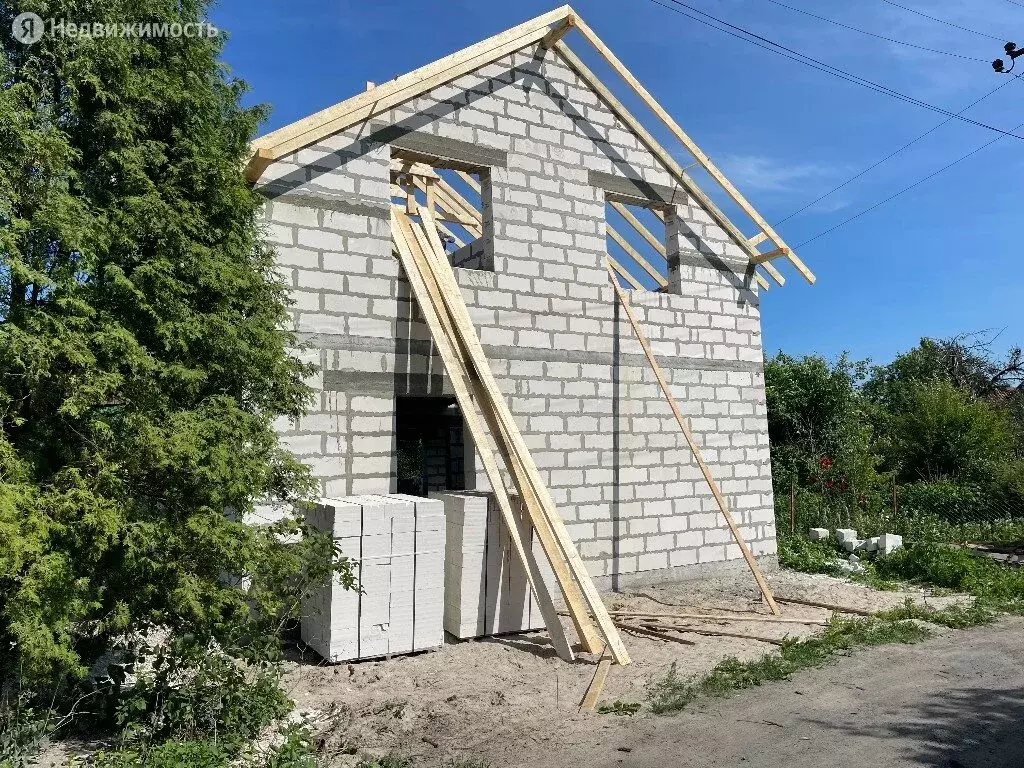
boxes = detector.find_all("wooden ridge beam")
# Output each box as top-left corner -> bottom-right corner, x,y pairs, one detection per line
568,16 -> 816,286
541,15 -> 576,49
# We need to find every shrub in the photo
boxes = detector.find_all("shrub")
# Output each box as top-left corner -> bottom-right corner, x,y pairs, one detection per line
111,642 -> 292,752
898,482 -> 992,523
885,382 -> 1013,485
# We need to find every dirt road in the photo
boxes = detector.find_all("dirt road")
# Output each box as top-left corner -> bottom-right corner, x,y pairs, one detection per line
469,616 -> 1024,768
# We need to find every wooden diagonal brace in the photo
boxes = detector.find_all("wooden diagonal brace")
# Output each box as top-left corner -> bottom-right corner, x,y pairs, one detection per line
604,259 -> 780,615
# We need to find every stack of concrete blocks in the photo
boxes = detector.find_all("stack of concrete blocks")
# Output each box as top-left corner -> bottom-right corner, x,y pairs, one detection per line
301,494 -> 444,662
256,39 -> 781,591
436,491 -> 557,638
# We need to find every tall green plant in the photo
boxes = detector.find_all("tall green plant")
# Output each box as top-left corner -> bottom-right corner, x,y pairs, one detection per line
764,353 -> 883,511
886,382 -> 1013,484
0,0 -> 336,691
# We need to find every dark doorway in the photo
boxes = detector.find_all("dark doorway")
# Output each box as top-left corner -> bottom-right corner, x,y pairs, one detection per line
395,396 -> 466,497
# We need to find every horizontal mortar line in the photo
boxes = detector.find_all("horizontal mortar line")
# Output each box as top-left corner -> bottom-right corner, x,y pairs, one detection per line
298,332 -> 764,374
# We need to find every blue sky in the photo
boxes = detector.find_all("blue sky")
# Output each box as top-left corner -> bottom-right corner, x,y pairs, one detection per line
211,0 -> 1024,365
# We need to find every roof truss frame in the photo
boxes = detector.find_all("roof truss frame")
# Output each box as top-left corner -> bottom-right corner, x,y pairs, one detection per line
245,5 -> 815,286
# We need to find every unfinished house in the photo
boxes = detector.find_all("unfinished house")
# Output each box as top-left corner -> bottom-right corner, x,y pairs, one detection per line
245,6 -> 816,598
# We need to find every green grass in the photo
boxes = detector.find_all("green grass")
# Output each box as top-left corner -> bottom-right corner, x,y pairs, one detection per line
777,536 -> 848,576
875,543 -> 1024,611
597,700 -> 642,716
649,615 -> 932,715
877,599 -> 995,628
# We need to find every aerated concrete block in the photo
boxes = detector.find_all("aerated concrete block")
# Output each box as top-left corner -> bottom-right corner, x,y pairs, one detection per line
808,528 -> 829,541
835,528 -> 858,545
436,491 -> 543,639
299,494 -> 445,662
879,533 -> 903,555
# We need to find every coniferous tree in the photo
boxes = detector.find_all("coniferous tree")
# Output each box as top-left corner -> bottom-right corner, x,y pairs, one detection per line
0,1 -> 332,687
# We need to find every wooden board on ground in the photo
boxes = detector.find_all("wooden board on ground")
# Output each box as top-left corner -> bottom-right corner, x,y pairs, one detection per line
775,597 -> 874,616
579,652 -> 612,712
609,611 -> 825,625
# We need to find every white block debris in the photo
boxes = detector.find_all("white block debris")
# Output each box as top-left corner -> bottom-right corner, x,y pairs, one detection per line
842,538 -> 865,553
860,536 -> 880,553
808,528 -> 830,541
879,533 -> 903,555
834,528 -> 858,545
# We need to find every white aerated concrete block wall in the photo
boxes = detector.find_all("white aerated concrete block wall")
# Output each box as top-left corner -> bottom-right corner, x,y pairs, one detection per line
301,495 -> 444,662
259,39 -> 780,589
436,491 -> 555,638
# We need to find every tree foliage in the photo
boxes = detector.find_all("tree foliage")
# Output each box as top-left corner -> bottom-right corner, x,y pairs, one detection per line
0,0 -> 335,691
886,381 -> 1014,484
766,336 -> 1023,532
764,353 -> 881,499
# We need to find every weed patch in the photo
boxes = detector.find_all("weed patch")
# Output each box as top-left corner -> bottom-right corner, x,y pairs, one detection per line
597,701 -> 642,716
875,543 -> 1024,610
878,599 -> 994,629
777,536 -> 847,576
649,616 -> 931,715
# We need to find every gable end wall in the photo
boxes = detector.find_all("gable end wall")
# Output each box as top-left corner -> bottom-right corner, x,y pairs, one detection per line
256,43 -> 777,587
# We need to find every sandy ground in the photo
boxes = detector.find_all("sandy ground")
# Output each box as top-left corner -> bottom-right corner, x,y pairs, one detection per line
280,569 -> 975,766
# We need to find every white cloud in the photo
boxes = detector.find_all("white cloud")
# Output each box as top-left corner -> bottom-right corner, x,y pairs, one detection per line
715,154 -> 842,193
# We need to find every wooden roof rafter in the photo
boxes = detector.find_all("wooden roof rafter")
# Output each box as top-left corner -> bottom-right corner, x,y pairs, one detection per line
245,5 -> 815,287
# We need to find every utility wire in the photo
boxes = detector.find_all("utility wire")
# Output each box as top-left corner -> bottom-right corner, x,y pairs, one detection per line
877,0 -> 1006,41
775,75 -> 1021,225
648,0 -> 1024,140
764,0 -> 988,62
794,119 -> 1024,247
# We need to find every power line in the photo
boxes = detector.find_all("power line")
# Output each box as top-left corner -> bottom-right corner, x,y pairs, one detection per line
648,0 -> 1024,140
1003,0 -> 1024,8
877,0 -> 1007,41
764,0 -> 988,62
794,119 -> 1024,248
775,75 -> 1021,225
